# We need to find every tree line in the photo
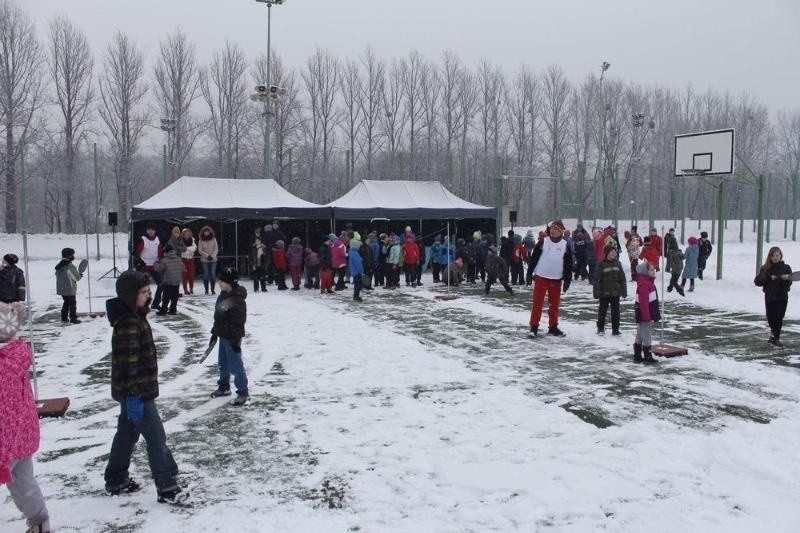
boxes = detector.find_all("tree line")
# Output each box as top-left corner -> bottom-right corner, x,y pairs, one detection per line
1,0 -> 798,234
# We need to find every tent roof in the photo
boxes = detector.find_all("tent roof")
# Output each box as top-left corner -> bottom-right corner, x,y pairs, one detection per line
131,176 -> 330,221
326,180 -> 495,220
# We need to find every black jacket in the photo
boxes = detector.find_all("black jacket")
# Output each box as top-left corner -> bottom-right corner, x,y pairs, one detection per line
754,261 -> 792,302
0,264 -> 26,303
593,259 -> 627,299
212,285 -> 247,346
318,243 -> 332,269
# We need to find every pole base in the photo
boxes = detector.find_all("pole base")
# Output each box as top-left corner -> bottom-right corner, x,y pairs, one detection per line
76,311 -> 106,319
435,295 -> 460,301
651,343 -> 689,358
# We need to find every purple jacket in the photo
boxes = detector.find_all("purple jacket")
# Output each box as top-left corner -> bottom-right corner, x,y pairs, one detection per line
286,244 -> 304,267
331,240 -> 348,269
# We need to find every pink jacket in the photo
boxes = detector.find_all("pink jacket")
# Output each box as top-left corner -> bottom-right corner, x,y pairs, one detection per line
330,240 -> 348,269
0,339 -> 40,483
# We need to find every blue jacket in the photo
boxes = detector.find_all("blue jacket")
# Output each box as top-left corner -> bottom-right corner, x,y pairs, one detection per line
438,242 -> 455,265
369,240 -> 380,266
348,249 -> 364,277
683,244 -> 699,279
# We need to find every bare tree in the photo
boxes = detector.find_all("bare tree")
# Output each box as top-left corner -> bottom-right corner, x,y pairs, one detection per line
339,57 -> 363,190
98,31 -> 148,228
476,59 -> 506,198
419,56 -> 441,180
381,58 -> 406,178
402,51 -> 426,179
357,46 -> 384,179
201,40 -> 250,179
540,64 -> 572,178
302,47 -> 339,184
457,68 -> 478,198
153,28 -> 203,181
439,51 -> 466,187
47,15 -> 93,233
0,0 -> 43,232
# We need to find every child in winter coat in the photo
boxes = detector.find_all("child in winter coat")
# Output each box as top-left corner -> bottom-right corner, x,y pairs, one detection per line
639,236 -> 659,274
330,235 -> 348,291
180,229 -> 197,295
431,235 -> 442,283
625,228 -> 642,282
754,246 -> 793,347
682,237 -> 699,292
593,245 -> 627,335
251,237 -> 268,292
349,239 -> 365,301
633,261 -> 660,364
510,234 -> 526,285
402,236 -> 420,287
697,231 -> 713,280
104,270 -> 185,504
286,237 -> 304,290
197,226 -> 218,295
271,240 -> 288,290
55,247 -> 86,324
153,244 -> 183,315
484,246 -> 513,294
0,302 -> 51,533
304,247 -> 320,289
210,267 -> 250,405
0,253 -> 26,303
318,236 -> 334,294
666,244 -> 686,296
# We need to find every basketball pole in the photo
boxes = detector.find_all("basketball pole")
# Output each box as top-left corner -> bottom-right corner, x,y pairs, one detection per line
716,177 -> 725,280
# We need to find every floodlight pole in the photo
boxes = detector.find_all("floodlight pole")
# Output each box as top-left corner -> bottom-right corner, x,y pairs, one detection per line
765,174 -> 771,243
577,160 -> 586,226
265,2 -> 272,179
755,174 -> 765,276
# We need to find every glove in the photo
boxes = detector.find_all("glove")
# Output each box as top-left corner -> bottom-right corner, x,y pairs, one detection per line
126,394 -> 144,422
209,334 -> 218,348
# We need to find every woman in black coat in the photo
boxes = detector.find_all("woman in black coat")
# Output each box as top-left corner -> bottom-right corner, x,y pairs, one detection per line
754,246 -> 792,347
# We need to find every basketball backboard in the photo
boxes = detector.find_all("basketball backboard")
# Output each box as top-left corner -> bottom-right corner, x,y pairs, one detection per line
674,128 -> 735,177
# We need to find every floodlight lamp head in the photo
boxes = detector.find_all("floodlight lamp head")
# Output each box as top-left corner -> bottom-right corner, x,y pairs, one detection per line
601,61 -> 610,72
255,85 -> 267,93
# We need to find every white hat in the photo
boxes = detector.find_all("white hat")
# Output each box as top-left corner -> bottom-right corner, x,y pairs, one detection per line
0,302 -> 25,342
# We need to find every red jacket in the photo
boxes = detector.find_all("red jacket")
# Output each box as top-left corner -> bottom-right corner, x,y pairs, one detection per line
649,234 -> 664,257
271,248 -> 287,270
640,244 -> 659,269
511,243 -> 526,264
402,242 -> 420,265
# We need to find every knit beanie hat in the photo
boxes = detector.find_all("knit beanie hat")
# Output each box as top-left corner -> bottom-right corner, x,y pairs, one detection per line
328,233 -> 338,242
636,262 -> 651,275
218,267 -> 239,286
688,236 -> 698,245
3,253 -> 18,265
550,219 -> 565,231
604,244 -> 616,258
62,247 -> 75,259
0,301 -> 25,342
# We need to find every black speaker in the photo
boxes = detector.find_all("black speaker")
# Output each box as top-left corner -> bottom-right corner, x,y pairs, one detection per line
108,212 -> 118,226
509,210 -> 518,223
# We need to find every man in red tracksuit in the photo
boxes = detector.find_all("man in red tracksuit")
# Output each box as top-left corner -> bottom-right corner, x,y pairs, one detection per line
528,219 -> 573,337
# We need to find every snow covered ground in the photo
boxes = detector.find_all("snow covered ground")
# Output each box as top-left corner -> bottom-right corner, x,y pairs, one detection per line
1,220 -> 799,532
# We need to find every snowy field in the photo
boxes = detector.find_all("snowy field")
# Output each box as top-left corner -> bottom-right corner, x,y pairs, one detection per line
2,220 -> 799,532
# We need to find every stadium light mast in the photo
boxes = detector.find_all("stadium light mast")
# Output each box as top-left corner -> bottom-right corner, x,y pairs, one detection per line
255,0 -> 286,179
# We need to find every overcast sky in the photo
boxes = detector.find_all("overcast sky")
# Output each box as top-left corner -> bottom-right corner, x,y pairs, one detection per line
24,0 -> 800,112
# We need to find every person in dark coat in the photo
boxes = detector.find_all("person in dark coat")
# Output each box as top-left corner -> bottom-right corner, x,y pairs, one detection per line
665,242 -> 685,296
210,267 -> 250,405
0,253 -> 26,303
55,248 -> 86,324
754,246 -> 793,347
663,228 -> 678,272
697,231 -> 713,280
593,245 -> 627,336
104,270 -> 184,503
153,245 -> 183,315
318,235 -> 334,294
484,246 -> 513,294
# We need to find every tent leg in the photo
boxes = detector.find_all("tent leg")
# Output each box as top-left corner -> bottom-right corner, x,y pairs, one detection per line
235,220 -> 239,273
305,220 -> 309,250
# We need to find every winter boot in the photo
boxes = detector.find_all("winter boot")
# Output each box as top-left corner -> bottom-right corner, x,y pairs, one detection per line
642,346 -> 658,364
25,519 -> 51,533
158,486 -> 190,506
547,325 -> 566,337
633,343 -> 643,363
106,477 -> 143,496
210,388 -> 231,398
529,325 -> 539,338
232,394 -> 250,406
204,280 -> 209,295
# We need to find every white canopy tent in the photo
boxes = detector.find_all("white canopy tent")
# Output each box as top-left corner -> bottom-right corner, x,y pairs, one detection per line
326,180 -> 496,220
131,176 -> 330,221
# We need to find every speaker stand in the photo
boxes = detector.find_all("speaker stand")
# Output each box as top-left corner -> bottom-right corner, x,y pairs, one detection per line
99,226 -> 122,280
